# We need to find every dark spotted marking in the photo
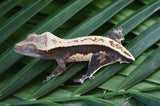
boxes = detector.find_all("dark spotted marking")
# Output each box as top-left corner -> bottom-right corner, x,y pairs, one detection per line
99,38 -> 104,42
80,39 -> 84,42
109,40 -> 130,56
109,40 -> 114,47
52,39 -> 57,44
97,52 -> 107,63
124,51 -> 131,57
92,37 -> 97,41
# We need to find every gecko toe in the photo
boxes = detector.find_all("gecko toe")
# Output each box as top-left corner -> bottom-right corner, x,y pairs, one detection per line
74,75 -> 87,83
74,75 -> 93,83
42,77 -> 50,83
42,74 -> 57,83
89,76 -> 95,80
74,79 -> 84,83
47,76 -> 52,81
42,80 -> 47,83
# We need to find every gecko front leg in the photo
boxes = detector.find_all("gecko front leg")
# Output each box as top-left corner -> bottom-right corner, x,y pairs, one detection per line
44,59 -> 66,82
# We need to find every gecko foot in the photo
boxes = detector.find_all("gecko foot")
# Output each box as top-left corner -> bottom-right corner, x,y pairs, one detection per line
42,74 -> 56,83
74,75 -> 95,84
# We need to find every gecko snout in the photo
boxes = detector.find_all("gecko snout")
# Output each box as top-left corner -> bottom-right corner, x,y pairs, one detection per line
14,44 -> 18,50
14,43 -> 24,54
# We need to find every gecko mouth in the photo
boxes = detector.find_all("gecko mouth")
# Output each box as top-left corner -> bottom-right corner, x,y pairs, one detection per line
14,46 -> 41,58
14,46 -> 22,54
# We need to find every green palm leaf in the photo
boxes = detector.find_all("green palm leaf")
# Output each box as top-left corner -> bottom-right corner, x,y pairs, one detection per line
129,91 -> 160,105
0,0 -> 160,105
9,100 -> 62,106
0,0 -> 52,43
83,96 -> 118,106
0,0 -> 23,17
117,46 -> 160,90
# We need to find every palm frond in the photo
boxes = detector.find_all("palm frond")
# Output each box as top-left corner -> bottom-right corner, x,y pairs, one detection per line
0,0 -> 160,105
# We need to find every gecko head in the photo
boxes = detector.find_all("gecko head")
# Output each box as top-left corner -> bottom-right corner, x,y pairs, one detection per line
14,33 -> 42,58
14,32 -> 63,58
14,32 -> 52,58
14,43 -> 41,58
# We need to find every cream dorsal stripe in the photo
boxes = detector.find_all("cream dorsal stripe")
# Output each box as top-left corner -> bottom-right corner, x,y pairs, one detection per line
36,32 -> 135,61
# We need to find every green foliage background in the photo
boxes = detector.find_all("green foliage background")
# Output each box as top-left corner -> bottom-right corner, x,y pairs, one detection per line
0,0 -> 160,105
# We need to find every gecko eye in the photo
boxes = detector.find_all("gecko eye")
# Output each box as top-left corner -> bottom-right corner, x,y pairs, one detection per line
28,45 -> 35,52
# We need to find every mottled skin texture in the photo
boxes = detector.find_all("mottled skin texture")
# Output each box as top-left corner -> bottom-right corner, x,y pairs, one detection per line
14,28 -> 135,83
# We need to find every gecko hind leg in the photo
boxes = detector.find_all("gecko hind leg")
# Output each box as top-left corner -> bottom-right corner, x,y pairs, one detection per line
43,59 -> 66,83
75,52 -> 119,83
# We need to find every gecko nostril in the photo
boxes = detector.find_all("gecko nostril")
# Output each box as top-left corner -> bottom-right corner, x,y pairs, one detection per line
14,46 -> 17,50
14,45 -> 18,50
14,44 -> 20,51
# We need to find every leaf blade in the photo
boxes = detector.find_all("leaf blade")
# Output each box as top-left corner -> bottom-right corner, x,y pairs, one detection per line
65,0 -> 133,38
0,0 -> 52,43
117,47 -> 160,90
129,91 -> 160,106
10,100 -> 62,106
0,0 -> 23,17
83,96 -> 118,106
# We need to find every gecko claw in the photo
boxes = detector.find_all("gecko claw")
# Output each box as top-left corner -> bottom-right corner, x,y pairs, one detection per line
74,75 -> 95,83
89,76 -> 95,79
46,76 -> 52,81
42,74 -> 55,83
42,80 -> 47,83
74,79 -> 84,84
42,77 -> 50,83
